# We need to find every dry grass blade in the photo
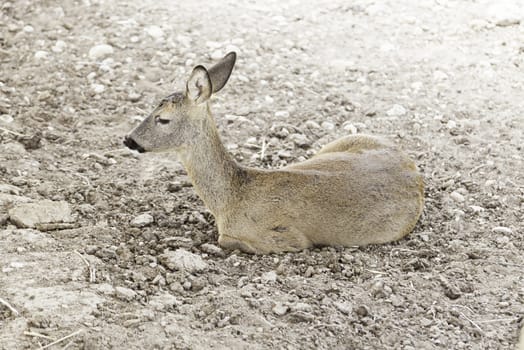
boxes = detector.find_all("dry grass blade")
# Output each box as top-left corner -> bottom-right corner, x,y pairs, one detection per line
37,329 -> 83,350
0,297 -> 19,316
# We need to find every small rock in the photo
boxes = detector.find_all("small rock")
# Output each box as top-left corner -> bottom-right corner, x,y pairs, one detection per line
304,120 -> 320,129
200,243 -> 224,256
149,293 -> 180,311
304,266 -> 315,277
355,305 -> 369,317
128,92 -> 141,102
131,213 -> 154,228
386,104 -> 407,117
492,226 -> 512,234
34,51 -> 48,60
0,114 -> 13,123
261,271 -> 278,284
115,286 -> 137,301
446,120 -> 457,129
450,191 -> 465,203
91,83 -> 105,94
191,276 -> 208,291
342,122 -> 358,134
321,121 -> 335,131
333,301 -> 352,315
277,150 -> 292,159
8,200 -> 73,229
52,40 -> 66,53
159,249 -> 208,273
469,205 -> 485,213
145,25 -> 164,39
88,44 -> 114,60
275,111 -> 289,118
289,133 -> 310,148
272,303 -> 289,316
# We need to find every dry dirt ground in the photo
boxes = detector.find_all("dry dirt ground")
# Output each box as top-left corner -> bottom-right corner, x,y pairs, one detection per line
1,0 -> 523,349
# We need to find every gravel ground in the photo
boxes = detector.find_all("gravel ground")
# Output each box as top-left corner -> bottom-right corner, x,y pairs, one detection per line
1,0 -> 523,349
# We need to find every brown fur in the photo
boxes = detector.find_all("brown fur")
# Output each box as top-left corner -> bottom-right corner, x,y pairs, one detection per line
124,52 -> 424,254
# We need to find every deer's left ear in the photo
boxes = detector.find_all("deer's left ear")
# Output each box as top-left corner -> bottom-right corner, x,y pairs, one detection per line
186,65 -> 212,104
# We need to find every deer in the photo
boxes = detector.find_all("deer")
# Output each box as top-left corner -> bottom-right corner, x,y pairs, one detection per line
124,52 -> 424,254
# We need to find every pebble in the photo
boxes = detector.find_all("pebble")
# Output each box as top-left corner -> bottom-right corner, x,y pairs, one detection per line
148,293 -> 180,311
91,83 -> 105,94
8,200 -> 73,229
130,213 -> 154,228
52,40 -> 66,53
128,92 -> 141,102
342,122 -> 358,134
145,25 -> 164,39
274,111 -> 289,118
492,226 -> 512,234
386,104 -> 407,117
321,121 -> 335,131
115,286 -> 137,301
289,133 -> 310,148
159,249 -> 208,273
305,120 -> 320,129
450,191 -> 465,203
88,44 -> 114,60
333,301 -> 352,315
355,305 -> 369,317
200,243 -> 224,256
469,205 -> 485,213
446,120 -> 457,129
261,271 -> 278,283
34,51 -> 48,60
0,114 -> 13,123
272,303 -> 289,316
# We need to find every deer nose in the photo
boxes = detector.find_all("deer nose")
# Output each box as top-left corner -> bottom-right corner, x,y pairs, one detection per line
123,136 -> 145,153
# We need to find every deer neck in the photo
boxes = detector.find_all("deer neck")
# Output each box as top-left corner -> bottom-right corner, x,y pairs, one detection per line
177,115 -> 242,215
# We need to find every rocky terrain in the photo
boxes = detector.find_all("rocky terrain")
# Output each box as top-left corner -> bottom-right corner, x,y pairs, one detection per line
0,0 -> 523,349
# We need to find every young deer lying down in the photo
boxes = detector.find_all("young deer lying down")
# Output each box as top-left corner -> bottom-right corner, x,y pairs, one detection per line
124,52 -> 424,254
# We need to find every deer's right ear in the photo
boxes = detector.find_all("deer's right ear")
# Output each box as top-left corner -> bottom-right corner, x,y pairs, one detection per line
186,65 -> 212,104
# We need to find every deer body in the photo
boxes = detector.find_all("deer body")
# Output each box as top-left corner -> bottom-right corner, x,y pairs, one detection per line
124,52 -> 424,254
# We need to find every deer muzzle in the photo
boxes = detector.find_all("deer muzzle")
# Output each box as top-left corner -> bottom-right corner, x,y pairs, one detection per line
123,136 -> 146,153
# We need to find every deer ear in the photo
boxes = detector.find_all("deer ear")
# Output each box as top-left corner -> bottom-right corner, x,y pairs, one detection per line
186,65 -> 212,104
208,52 -> 236,94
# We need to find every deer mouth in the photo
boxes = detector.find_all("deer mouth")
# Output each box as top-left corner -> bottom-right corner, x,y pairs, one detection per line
123,136 -> 146,153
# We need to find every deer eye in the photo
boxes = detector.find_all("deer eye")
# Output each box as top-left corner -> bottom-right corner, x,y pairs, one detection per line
155,115 -> 170,125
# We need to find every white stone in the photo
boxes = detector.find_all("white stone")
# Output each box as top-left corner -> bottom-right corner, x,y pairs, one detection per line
321,121 -> 335,130
272,303 -> 289,316
261,271 -> 278,283
131,213 -> 154,227
23,25 -> 34,33
115,286 -> 137,301
333,301 -> 353,315
145,25 -> 164,39
8,200 -> 73,228
34,51 -> 48,60
342,122 -> 358,134
274,111 -> 289,118
149,293 -> 181,311
52,40 -> 66,53
88,44 -> 114,60
386,104 -> 407,117
0,114 -> 13,123
450,191 -> 465,203
492,226 -> 513,234
446,120 -> 457,129
91,83 -> 105,94
305,120 -> 320,129
159,249 -> 208,273
469,205 -> 485,213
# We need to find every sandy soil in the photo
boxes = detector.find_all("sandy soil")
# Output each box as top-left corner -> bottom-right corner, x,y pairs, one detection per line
1,0 -> 523,349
